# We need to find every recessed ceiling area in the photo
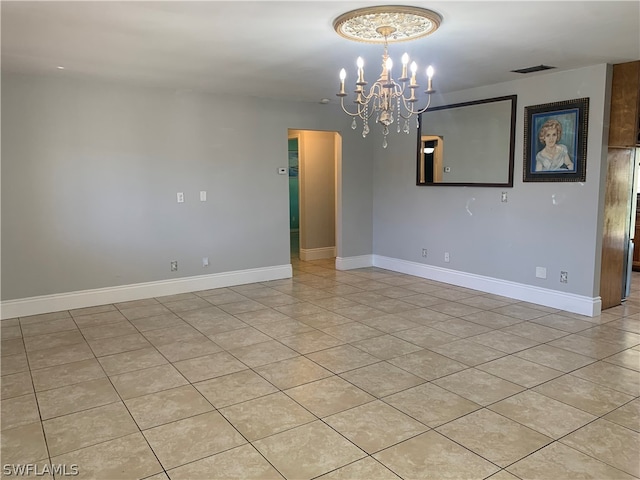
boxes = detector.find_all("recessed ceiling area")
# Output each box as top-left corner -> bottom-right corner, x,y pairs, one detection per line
1,1 -> 638,102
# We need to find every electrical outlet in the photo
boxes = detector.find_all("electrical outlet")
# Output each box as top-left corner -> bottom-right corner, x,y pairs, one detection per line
170,261 -> 178,272
202,257 -> 209,267
501,192 -> 508,202
444,252 -> 450,263
560,271 -> 568,283
176,192 -> 184,203
422,249 -> 428,258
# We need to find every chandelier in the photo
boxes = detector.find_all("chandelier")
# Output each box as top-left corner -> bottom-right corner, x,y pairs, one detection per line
333,6 -> 442,148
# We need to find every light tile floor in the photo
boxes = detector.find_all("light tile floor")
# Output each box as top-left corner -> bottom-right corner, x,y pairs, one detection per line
1,258 -> 639,480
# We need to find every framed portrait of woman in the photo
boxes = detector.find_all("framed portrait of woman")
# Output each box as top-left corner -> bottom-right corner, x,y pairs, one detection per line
523,97 -> 589,182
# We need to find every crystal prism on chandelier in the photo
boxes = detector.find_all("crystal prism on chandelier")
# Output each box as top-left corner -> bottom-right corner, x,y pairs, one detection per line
333,6 -> 442,148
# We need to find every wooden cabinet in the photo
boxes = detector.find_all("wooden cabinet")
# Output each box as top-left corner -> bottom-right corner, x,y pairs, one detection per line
600,61 -> 640,309
608,61 -> 640,148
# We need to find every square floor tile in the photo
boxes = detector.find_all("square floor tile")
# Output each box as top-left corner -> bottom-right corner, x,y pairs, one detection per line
357,313 -> 422,333
129,313 -> 186,332
1,352 -> 29,376
604,399 -> 640,432
110,364 -> 188,399
467,330 -> 540,354
324,400 -> 427,453
387,349 -> 467,381
278,330 -> 344,354
604,348 -> 640,371
1,393 -> 40,430
229,340 -> 298,368
167,444 -> 284,480
143,411 -> 246,469
254,356 -> 332,390
560,419 -> 640,477
340,361 -> 425,398
87,333 -> 152,357
194,369 -> 278,408
351,335 -> 423,360
384,383 -> 481,427
284,376 -> 375,417
316,457 -> 400,480
51,432 -> 163,480
72,310 -> 127,328
253,421 -> 366,480
318,322 -> 384,342
429,339 -> 506,366
97,347 -> 167,376
548,334 -> 627,359
433,368 -> 525,406
305,344 -> 380,374
477,356 -> 563,388
80,320 -> 138,340
119,304 -> 172,321
373,430 -> 499,480
24,330 -> 86,352
507,441 -> 636,480
489,390 -> 596,438
142,325 -> 206,347
436,409 -> 552,467
492,304 -> 549,321
571,361 -> 640,396
124,385 -> 214,430
514,344 -> 595,372
2,338 -> 25,357
220,392 -> 316,441
533,374 -> 634,416
31,358 -> 105,392
461,311 -> 525,329
21,318 -> 77,337
43,401 -> 138,456
36,377 -> 120,420
530,313 -> 596,333
1,371 -> 34,399
154,336 -> 222,362
208,327 -> 271,350
27,342 -> 95,370
392,326 -> 460,349
1,422 -> 48,465
173,351 -> 247,383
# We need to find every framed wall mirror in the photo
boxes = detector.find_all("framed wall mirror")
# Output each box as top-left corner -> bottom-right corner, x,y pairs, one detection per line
416,95 -> 517,187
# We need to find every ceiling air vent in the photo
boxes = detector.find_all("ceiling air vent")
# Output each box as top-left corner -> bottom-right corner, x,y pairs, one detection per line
511,65 -> 556,74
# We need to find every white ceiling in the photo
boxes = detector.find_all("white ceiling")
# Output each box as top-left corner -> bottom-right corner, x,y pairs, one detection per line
2,1 -> 639,104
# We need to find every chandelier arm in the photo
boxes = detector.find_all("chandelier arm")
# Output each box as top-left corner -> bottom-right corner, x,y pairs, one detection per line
401,94 -> 433,117
339,96 -> 367,118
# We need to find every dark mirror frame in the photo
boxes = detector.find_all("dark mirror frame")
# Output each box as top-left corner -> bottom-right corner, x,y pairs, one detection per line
416,95 -> 517,187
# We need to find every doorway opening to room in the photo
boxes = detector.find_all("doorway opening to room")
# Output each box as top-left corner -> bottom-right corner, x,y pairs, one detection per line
287,130 -> 341,264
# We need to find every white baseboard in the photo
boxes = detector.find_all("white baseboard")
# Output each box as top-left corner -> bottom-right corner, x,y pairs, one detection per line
1,264 -> 293,320
335,255 -> 374,271
373,255 -> 601,317
300,246 -> 336,261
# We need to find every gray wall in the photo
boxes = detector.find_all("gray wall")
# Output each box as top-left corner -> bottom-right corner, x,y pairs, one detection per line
373,64 -> 610,298
1,74 -> 374,300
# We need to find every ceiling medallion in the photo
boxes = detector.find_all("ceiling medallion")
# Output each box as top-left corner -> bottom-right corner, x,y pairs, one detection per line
333,6 -> 442,148
333,5 -> 441,44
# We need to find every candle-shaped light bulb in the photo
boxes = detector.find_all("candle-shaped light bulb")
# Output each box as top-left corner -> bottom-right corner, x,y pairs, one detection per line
338,68 -> 346,95
400,53 -> 409,80
356,57 -> 365,84
426,65 -> 434,92
386,58 -> 393,71
410,61 -> 418,85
